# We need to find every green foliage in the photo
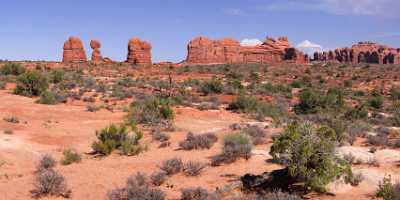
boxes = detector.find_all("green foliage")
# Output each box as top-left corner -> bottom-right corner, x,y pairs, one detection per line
36,91 -> 57,105
390,88 -> 400,100
258,83 -> 292,95
61,149 -> 81,165
49,69 -> 65,84
368,93 -> 384,109
343,80 -> 353,88
376,176 -> 400,200
14,71 -> 48,97
91,124 -> 144,156
200,77 -> 223,95
0,63 -> 25,75
294,87 -> 345,114
270,121 -> 351,192
127,96 -> 174,125
345,105 -> 368,120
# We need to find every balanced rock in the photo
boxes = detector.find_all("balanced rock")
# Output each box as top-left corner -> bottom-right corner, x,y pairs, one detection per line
186,36 -> 307,65
90,39 -> 103,63
127,38 -> 152,65
62,36 -> 87,63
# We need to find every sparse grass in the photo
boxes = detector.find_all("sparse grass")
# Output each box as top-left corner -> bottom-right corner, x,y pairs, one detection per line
159,157 -> 183,176
61,149 -> 81,165
150,171 -> 167,186
183,161 -> 206,176
211,132 -> 252,166
3,115 -> 19,123
36,154 -> 56,173
31,169 -> 71,199
180,187 -> 219,200
179,132 -> 218,150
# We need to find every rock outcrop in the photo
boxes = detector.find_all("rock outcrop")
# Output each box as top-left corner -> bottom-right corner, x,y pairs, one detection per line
313,42 -> 400,64
62,37 -> 87,63
186,36 -> 307,65
127,38 -> 152,65
90,40 -> 103,64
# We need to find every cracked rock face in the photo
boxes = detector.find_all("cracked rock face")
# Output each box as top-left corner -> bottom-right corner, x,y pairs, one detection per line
186,36 -> 307,65
62,36 -> 87,63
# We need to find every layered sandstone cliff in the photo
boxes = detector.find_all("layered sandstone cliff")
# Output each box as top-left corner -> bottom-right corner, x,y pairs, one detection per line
313,42 -> 400,64
127,38 -> 152,65
62,37 -> 87,63
186,36 -> 307,65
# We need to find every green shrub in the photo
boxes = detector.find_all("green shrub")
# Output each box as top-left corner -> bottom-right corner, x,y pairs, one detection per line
91,124 -> 144,156
368,95 -> 384,109
14,71 -> 48,97
127,96 -> 174,125
61,149 -> 81,165
200,78 -> 223,95
390,88 -> 400,100
294,88 -> 344,114
376,176 -> 400,200
344,105 -> 368,120
344,80 -> 353,88
228,95 -> 258,113
0,63 -> 25,75
270,121 -> 351,192
36,91 -> 57,105
49,69 -> 65,84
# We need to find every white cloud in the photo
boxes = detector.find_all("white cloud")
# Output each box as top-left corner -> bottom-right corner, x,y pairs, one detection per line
296,40 -> 323,55
240,39 -> 263,46
261,0 -> 400,18
223,8 -> 244,16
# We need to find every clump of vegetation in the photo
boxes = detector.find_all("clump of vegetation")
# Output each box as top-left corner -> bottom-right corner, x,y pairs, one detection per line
242,125 -> 267,145
183,161 -> 206,176
3,128 -> 13,134
180,187 -> 219,200
127,96 -> 174,125
0,63 -> 25,75
36,91 -> 57,105
150,171 -> 167,186
294,87 -> 344,114
61,149 -> 81,165
229,95 -> 287,123
152,131 -> 170,142
200,77 -> 223,95
49,69 -> 65,84
368,92 -> 384,109
3,115 -> 19,123
211,132 -> 252,166
270,121 -> 351,192
91,124 -> 144,156
159,157 -> 183,175
107,172 -> 165,200
179,132 -> 218,150
32,154 -> 71,198
376,176 -> 400,200
14,71 -> 49,97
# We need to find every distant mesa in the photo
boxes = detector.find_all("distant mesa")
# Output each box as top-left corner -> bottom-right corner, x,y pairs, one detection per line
185,36 -> 308,65
313,42 -> 400,64
127,38 -> 152,65
62,37 -> 87,63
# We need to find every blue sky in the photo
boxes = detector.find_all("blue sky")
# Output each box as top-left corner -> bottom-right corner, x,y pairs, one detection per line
1,0 -> 399,62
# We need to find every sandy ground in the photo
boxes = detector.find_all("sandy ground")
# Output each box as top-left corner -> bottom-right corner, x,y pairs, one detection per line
0,89 -> 398,200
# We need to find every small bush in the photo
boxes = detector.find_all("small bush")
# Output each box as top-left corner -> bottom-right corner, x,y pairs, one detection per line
108,172 -> 165,200
376,176 -> 400,200
61,149 -> 81,165
31,169 -> 71,198
3,128 -> 13,134
14,71 -> 49,97
368,134 -> 389,146
37,154 -> 56,173
49,69 -> 65,84
242,125 -> 267,145
91,124 -> 144,156
127,96 -> 174,125
152,131 -> 170,142
159,157 -> 183,175
181,187 -> 219,200
368,93 -> 384,109
36,91 -> 57,105
179,132 -> 218,150
346,172 -> 364,186
211,133 -> 252,166
150,171 -> 167,186
183,161 -> 206,176
200,78 -> 223,95
0,63 -> 25,75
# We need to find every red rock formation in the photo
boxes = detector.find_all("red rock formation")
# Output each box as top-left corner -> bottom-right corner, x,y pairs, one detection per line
186,36 -> 307,65
90,40 -> 103,64
313,42 -> 400,64
127,38 -> 152,65
62,37 -> 87,63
